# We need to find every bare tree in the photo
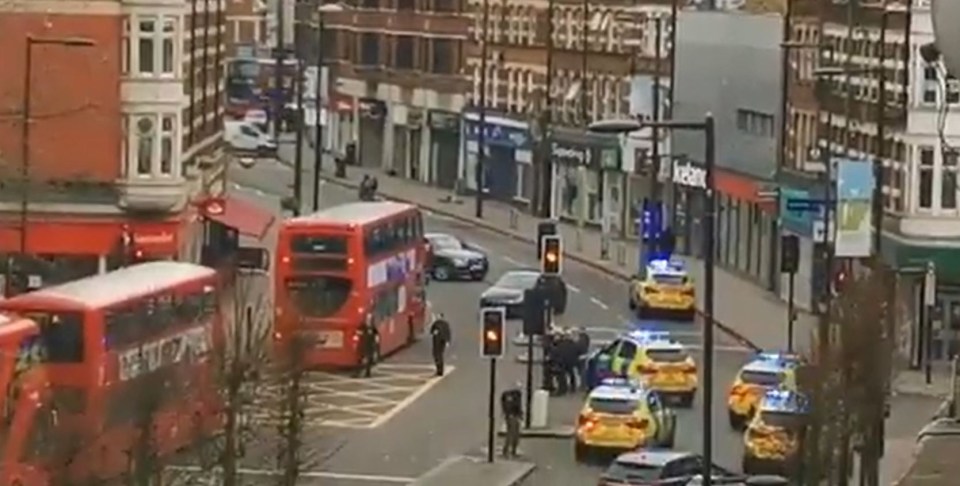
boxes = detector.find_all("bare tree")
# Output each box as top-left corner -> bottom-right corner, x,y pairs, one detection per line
274,329 -> 311,486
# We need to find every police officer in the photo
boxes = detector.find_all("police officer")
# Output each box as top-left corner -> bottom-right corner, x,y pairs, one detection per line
558,333 -> 580,393
429,313 -> 452,376
574,327 -> 591,390
541,332 -> 556,393
358,315 -> 380,378
500,381 -> 523,458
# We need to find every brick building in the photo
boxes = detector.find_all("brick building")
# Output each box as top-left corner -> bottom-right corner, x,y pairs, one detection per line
322,0 -> 470,187
0,0 -> 270,294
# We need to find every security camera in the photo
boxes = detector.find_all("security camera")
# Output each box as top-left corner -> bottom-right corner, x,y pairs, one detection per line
933,0 -> 960,76
921,42 -> 941,65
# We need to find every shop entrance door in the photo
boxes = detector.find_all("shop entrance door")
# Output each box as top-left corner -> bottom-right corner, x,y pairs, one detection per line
931,292 -> 960,361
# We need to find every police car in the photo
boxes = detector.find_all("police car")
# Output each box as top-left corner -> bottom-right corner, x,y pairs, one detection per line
584,330 -> 698,407
742,389 -> 808,475
628,259 -> 696,320
575,377 -> 676,461
727,352 -> 801,430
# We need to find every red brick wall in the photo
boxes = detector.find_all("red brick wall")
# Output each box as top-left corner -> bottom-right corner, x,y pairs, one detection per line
0,13 -> 122,183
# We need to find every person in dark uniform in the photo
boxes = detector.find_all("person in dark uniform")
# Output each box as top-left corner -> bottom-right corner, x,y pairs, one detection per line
574,327 -> 591,391
541,332 -> 556,394
429,313 -> 452,376
558,333 -> 581,393
500,381 -> 523,458
358,315 -> 380,378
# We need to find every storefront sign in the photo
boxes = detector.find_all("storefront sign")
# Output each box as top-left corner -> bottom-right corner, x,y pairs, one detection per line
672,161 -> 706,189
464,118 -> 530,148
429,110 -> 459,131
552,142 -> 591,166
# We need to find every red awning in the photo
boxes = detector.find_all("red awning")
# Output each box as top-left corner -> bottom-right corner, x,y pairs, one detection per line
198,195 -> 275,239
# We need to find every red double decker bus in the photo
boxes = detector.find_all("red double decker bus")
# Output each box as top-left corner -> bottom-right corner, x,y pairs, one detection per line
275,202 -> 429,367
0,262 -> 224,484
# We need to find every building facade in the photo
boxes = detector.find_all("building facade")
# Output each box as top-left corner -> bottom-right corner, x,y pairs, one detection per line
671,9 -> 783,290
0,0 -> 261,294
323,0 -> 469,187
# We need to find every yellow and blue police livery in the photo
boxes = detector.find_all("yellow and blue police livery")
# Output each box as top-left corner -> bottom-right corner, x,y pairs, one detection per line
727,352 -> 801,430
628,259 -> 696,320
574,377 -> 677,461
742,389 -> 809,475
583,330 -> 698,407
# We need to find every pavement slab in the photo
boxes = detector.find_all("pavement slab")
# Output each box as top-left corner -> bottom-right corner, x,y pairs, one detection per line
409,455 -> 536,486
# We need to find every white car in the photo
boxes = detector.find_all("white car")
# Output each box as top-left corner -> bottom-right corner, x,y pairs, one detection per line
225,120 -> 277,155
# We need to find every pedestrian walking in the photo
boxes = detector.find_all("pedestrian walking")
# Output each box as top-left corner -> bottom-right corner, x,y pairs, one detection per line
357,315 -> 380,378
558,333 -> 580,393
429,313 -> 452,376
500,382 -> 523,458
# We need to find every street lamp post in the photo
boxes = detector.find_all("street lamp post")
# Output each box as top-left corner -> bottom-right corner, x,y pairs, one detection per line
313,3 -> 345,211
589,114 -> 716,486
17,36 -> 95,284
475,0 -> 491,219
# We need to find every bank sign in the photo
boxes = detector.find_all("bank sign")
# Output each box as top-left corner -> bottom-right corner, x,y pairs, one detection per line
672,161 -> 706,189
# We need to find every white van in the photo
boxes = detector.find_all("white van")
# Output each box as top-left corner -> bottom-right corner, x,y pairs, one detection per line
225,120 -> 277,155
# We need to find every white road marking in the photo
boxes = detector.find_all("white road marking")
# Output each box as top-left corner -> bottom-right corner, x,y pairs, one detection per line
230,182 -> 267,197
367,365 -> 454,428
590,297 -> 610,310
166,466 -> 413,483
502,256 -> 524,266
566,284 -> 581,293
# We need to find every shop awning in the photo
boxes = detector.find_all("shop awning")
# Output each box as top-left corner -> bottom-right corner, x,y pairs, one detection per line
198,195 -> 275,239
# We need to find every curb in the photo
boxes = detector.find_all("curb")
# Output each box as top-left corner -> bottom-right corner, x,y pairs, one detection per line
498,426 -> 577,439
317,173 -> 762,352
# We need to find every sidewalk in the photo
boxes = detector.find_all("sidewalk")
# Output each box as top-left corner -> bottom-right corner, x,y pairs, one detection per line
316,165 -> 815,352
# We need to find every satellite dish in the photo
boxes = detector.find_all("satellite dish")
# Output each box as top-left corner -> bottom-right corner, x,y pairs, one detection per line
932,0 -> 960,76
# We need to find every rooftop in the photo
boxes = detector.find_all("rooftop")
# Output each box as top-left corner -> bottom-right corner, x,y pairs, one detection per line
286,201 -> 416,226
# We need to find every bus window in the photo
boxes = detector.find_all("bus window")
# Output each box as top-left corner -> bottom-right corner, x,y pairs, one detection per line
372,286 -> 400,323
285,276 -> 352,318
291,235 -> 349,255
28,313 -> 84,363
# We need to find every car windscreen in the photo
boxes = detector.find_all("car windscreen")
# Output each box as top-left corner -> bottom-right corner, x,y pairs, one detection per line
588,397 -> 639,415
652,273 -> 687,286
603,460 -> 662,482
646,348 -> 689,363
496,272 -> 539,289
760,411 -> 805,430
427,235 -> 462,251
740,370 -> 783,387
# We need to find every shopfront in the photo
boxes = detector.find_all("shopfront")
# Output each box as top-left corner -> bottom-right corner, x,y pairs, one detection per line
550,128 -> 623,232
777,185 -> 829,311
461,112 -> 532,202
357,97 -> 387,168
669,160 -> 778,289
428,110 -> 461,189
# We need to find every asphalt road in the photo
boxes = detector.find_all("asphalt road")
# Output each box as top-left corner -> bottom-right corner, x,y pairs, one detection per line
226,153 -> 941,485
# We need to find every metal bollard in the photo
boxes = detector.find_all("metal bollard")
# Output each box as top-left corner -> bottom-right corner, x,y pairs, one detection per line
616,243 -> 627,267
575,229 -> 583,252
600,235 -> 610,260
509,208 -> 519,230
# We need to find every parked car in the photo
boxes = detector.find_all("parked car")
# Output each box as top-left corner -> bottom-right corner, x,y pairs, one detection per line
479,269 -> 566,318
424,233 -> 489,281
598,450 -> 739,485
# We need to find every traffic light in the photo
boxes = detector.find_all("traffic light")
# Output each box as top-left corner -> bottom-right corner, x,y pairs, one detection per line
536,221 -> 557,259
780,234 -> 800,274
480,307 -> 506,358
522,287 -> 546,336
541,235 -> 562,275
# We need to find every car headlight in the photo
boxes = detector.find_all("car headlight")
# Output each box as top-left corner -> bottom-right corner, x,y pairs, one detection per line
452,258 -> 468,267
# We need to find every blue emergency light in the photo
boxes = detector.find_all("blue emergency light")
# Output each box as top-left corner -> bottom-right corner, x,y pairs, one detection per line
756,352 -> 800,366
628,330 -> 671,343
763,389 -> 809,413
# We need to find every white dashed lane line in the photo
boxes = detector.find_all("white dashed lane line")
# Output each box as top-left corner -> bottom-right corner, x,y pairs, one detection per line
502,256 -> 524,266
590,297 -> 610,310
566,284 -> 581,293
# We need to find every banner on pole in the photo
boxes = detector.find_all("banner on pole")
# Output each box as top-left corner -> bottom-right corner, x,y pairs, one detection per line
834,158 -> 875,257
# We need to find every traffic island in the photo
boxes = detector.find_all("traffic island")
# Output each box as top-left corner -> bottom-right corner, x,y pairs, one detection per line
410,455 -> 536,486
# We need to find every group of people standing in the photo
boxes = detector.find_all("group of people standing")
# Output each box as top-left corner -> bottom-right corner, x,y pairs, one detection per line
542,327 -> 590,396
359,175 -> 379,201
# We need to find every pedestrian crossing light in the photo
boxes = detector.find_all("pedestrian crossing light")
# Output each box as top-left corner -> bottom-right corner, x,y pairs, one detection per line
541,235 -> 562,275
480,307 -> 506,358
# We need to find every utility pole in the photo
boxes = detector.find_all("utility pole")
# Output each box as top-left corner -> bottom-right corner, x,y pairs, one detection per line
476,0 -> 490,219
313,6 -> 326,211
538,0 -> 556,218
650,17 -> 663,202
273,0 -> 286,138
579,0 -> 589,233
293,12 -> 304,218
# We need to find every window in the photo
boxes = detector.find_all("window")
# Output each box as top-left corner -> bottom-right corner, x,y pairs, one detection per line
363,215 -> 421,256
395,36 -> 415,69
285,276 -> 353,318
645,349 -> 689,363
736,109 -> 775,137
922,65 -> 938,104
397,0 -> 415,10
919,146 -> 935,209
136,116 -> 154,175
739,370 -> 783,386
616,341 -> 637,361
587,397 -> 638,415
131,15 -> 178,76
360,33 -> 379,65
361,0 -> 378,7
944,150 -> 958,210
372,286 -> 400,322
160,115 -> 174,174
25,312 -> 85,363
949,76 -> 960,104
431,39 -> 455,74
105,288 -> 215,351
433,0 -> 455,12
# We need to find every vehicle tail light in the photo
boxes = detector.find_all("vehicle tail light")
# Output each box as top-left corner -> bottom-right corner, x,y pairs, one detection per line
682,288 -> 695,296
578,413 -> 597,428
731,384 -> 747,397
627,418 -> 649,429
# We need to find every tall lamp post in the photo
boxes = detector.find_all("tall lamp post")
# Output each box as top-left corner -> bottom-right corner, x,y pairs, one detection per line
590,114 -> 716,486
313,3 -> 346,211
18,36 -> 95,272
475,0 -> 491,219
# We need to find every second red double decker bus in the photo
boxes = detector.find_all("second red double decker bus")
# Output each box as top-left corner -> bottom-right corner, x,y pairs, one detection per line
275,201 -> 429,368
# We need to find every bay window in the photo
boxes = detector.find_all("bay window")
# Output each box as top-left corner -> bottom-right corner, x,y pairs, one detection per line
919,146 -> 934,209
944,150 -> 958,210
126,15 -> 179,77
125,114 -> 180,177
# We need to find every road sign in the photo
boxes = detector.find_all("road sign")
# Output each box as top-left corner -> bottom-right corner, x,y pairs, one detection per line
785,198 -> 825,213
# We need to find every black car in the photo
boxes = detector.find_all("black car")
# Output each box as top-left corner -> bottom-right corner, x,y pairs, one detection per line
479,269 -> 567,319
424,233 -> 489,281
599,450 -> 739,485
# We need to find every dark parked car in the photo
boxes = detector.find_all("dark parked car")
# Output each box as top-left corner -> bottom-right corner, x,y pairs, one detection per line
599,450 -> 739,485
424,233 -> 489,281
479,269 -> 566,318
